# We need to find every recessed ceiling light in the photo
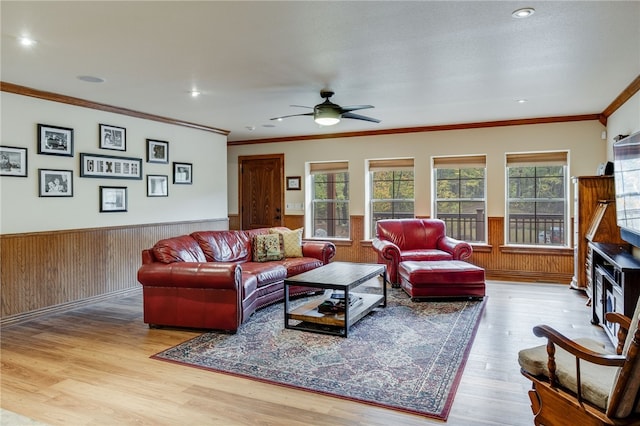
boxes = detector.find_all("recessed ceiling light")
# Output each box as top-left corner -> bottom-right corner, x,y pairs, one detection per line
77,75 -> 105,83
18,36 -> 37,47
517,99 -> 528,104
512,7 -> 535,19
190,90 -> 201,97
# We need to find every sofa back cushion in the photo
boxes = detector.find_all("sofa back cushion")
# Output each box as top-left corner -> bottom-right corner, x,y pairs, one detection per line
376,219 -> 446,250
191,230 -> 253,262
152,235 -> 207,263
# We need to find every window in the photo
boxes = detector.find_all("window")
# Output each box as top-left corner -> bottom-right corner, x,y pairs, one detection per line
308,161 -> 350,239
506,151 -> 568,246
367,158 -> 414,238
433,155 -> 487,243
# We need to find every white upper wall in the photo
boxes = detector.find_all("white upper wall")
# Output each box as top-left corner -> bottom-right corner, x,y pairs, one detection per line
606,91 -> 640,158
228,120 -> 607,218
0,92 -> 228,234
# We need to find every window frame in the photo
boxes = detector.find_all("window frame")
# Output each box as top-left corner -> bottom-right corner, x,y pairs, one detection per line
505,151 -> 570,247
366,158 -> 415,239
432,155 -> 487,244
306,161 -> 350,240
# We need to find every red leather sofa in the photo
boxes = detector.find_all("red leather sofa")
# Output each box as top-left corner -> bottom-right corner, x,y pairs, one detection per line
372,219 -> 472,285
137,227 -> 336,332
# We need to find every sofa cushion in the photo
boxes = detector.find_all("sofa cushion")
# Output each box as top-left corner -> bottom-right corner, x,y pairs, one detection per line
191,231 -> 252,262
252,234 -> 284,262
280,257 -> 323,276
401,249 -> 453,262
270,227 -> 303,258
152,235 -> 207,263
240,262 -> 287,287
518,337 -> 616,410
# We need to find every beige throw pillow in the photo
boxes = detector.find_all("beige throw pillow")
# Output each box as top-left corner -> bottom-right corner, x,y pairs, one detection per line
270,228 -> 303,258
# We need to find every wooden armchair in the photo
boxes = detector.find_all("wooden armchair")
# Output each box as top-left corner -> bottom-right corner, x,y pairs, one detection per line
518,296 -> 640,426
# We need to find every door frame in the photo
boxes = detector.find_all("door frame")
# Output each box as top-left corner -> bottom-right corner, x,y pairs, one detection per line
238,153 -> 285,230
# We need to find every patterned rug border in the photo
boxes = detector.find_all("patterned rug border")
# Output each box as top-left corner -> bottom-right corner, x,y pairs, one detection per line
151,293 -> 487,421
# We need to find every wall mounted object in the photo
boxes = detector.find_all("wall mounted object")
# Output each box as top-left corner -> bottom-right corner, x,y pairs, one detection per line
38,169 -> 73,197
100,186 -> 127,212
173,162 -> 192,184
146,139 -> 169,163
37,124 -> 73,157
80,153 -> 142,180
99,124 -> 126,151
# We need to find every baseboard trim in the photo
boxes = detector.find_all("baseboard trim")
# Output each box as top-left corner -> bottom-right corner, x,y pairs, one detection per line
0,287 -> 141,328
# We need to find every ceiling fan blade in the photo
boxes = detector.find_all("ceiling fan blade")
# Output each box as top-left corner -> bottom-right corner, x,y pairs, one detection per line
340,105 -> 375,113
341,112 -> 380,123
290,105 -> 313,109
270,112 -> 314,121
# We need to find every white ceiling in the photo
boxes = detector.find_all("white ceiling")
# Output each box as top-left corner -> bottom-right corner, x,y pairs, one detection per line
2,1 -> 639,143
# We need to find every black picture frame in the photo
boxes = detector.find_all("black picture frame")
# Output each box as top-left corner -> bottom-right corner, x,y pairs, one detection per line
286,176 -> 301,190
100,186 -> 128,212
80,153 -> 142,180
147,174 -> 169,197
0,145 -> 28,177
173,162 -> 192,184
37,124 -> 74,157
38,169 -> 73,197
99,124 -> 126,151
146,139 -> 169,163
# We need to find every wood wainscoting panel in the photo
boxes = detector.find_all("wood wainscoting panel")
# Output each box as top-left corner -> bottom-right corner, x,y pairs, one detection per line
228,214 -> 240,230
469,217 -> 573,284
1,219 -> 228,322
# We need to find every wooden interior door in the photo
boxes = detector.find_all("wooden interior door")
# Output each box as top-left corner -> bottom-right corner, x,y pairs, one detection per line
239,154 -> 284,229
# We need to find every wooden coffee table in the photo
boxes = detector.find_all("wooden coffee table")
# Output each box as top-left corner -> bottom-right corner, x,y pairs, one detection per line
284,261 -> 387,337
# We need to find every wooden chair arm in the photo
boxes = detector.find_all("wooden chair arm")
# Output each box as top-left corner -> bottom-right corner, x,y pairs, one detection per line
605,312 -> 632,354
533,325 -> 625,367
605,311 -> 631,330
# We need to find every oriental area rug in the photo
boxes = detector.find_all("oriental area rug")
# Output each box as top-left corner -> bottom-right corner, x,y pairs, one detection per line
152,289 -> 486,421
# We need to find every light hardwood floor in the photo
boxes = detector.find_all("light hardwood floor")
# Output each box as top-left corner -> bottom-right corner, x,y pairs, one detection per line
1,281 -> 611,426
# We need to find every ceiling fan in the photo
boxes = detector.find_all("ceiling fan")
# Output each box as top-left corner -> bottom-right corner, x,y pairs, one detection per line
271,90 -> 380,126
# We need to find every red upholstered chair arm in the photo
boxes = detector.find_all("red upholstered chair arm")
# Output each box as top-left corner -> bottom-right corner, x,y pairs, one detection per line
301,240 -> 337,264
137,262 -> 242,290
372,238 -> 401,261
437,236 -> 472,260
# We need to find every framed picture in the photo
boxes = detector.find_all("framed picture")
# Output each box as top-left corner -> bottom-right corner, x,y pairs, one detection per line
147,174 -> 168,197
39,169 -> 73,197
38,124 -> 73,157
0,146 -> 28,177
173,162 -> 192,184
146,139 -> 169,163
99,124 -> 126,151
286,176 -> 301,190
100,186 -> 127,212
80,153 -> 142,180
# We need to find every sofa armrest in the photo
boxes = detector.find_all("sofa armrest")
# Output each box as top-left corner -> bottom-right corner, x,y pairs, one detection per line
301,240 -> 337,264
372,238 -> 401,262
437,236 -> 472,260
137,262 -> 242,290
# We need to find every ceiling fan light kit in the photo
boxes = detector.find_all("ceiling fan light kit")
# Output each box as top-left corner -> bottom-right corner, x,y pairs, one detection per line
271,90 -> 380,126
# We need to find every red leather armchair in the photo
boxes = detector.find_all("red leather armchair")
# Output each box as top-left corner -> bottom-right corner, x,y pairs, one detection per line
372,219 -> 472,285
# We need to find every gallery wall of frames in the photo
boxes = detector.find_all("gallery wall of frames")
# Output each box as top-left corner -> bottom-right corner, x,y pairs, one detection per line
0,91 -> 228,235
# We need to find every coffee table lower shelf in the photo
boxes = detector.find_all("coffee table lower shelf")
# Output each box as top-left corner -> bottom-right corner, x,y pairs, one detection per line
286,293 -> 384,336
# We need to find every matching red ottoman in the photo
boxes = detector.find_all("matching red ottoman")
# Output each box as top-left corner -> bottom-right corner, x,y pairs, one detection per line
398,260 -> 485,300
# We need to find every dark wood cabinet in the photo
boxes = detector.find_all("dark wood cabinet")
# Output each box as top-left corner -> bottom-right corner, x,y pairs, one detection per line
590,242 -> 640,346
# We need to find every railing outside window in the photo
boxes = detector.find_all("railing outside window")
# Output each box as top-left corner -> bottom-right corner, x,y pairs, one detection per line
311,171 -> 350,238
506,152 -> 568,247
